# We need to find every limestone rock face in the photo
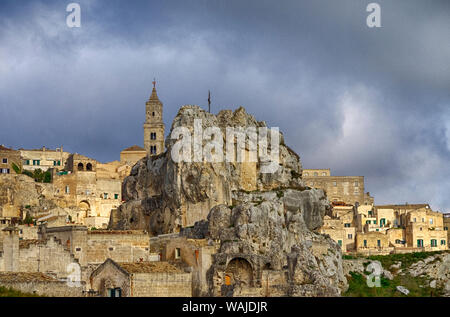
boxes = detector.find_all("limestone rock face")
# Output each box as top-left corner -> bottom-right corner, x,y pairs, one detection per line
184,189 -> 347,297
0,175 -> 56,219
110,105 -> 304,234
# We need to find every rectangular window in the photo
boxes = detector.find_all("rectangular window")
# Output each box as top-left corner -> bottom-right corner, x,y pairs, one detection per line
348,234 -> 352,239
441,240 -> 446,246
25,160 -> 30,165
333,181 -> 337,187
429,219 -> 433,225
104,193 -> 108,199
354,181 -> 359,187
363,240 -> 367,247
337,240 -> 342,247
344,223 -> 351,228
2,158 -> 8,164
373,220 -> 377,224
33,160 -> 40,166
114,194 -> 119,200
1,168 -> 10,174
417,239 -> 423,247
377,240 -> 381,247
175,248 -> 181,259
65,185 -> 70,194
431,239 -> 437,247
366,220 -> 370,225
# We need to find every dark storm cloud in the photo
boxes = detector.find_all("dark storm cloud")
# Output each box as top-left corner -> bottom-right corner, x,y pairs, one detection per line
0,0 -> 449,211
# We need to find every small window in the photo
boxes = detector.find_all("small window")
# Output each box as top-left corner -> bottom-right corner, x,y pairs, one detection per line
348,234 -> 352,239
363,240 -> 367,247
75,247 -> 81,251
445,227 -> 448,231
354,181 -> 359,187
65,185 -> 70,194
377,240 -> 381,247
333,181 -> 337,187
2,158 -> 8,164
322,172 -> 326,176
108,247 -> 114,251
104,193 -> 108,199
175,248 -> 181,259
114,194 -> 119,200
152,112 -> 155,116
441,240 -> 446,246
429,219 -> 433,225
337,240 -> 342,247
344,223 -> 351,228
431,239 -> 437,247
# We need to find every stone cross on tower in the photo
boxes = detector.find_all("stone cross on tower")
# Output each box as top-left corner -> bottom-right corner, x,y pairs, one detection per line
143,79 -> 165,156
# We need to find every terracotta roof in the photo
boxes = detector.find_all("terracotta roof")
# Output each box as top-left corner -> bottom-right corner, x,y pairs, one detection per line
118,262 -> 181,274
121,145 -> 146,152
375,204 -> 429,209
0,145 -> 14,151
0,272 -> 56,283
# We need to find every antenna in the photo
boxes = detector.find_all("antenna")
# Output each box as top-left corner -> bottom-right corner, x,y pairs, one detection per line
208,90 -> 211,113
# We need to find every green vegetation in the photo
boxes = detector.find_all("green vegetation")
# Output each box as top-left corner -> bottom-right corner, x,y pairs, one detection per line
23,213 -> 34,225
20,168 -> 52,183
343,251 -> 449,297
276,190 -> 284,198
344,272 -> 443,297
11,162 -> 21,174
0,286 -> 40,297
367,250 -> 448,270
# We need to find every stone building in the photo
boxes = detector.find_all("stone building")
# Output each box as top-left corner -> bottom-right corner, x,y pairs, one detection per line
0,272 -> 85,297
149,234 -> 217,296
444,213 -> 450,242
120,145 -> 147,166
302,169 -> 373,206
90,258 -> 192,297
323,201 -> 448,255
52,154 -> 122,227
0,145 -> 22,175
143,81 -> 165,156
19,146 -> 69,172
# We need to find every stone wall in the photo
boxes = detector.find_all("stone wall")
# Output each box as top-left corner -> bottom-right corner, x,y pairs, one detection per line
131,272 -> 192,297
0,279 -> 85,297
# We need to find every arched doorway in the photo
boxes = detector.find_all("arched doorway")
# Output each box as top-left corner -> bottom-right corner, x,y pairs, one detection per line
86,163 -> 93,171
224,258 -> 253,287
77,163 -> 84,171
79,200 -> 91,218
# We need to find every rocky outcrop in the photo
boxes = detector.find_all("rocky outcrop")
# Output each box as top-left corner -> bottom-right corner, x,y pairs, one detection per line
183,189 -> 347,296
408,253 -> 450,295
110,106 -> 304,234
0,174 -> 56,219
110,105 -> 349,296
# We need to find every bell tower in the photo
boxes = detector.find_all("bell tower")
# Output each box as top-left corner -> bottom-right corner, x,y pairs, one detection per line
143,80 -> 165,156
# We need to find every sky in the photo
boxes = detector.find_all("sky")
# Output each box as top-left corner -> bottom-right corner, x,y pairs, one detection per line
0,0 -> 449,212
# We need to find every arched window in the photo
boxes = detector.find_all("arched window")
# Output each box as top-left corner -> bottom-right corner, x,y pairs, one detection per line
86,163 -> 93,171
77,163 -> 84,171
